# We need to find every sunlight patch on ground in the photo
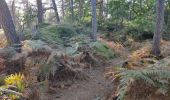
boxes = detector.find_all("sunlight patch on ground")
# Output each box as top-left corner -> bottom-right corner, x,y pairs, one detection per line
0,30 -> 7,48
0,29 -> 4,34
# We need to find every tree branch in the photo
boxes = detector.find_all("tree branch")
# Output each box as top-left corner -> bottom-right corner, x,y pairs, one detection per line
0,88 -> 23,96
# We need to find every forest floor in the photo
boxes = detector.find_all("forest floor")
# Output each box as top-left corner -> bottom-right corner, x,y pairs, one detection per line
40,36 -> 128,100
43,58 -> 123,100
1,31 -> 170,100
42,38 -> 170,100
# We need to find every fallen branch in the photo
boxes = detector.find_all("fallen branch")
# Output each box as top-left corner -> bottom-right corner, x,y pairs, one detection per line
0,88 -> 23,96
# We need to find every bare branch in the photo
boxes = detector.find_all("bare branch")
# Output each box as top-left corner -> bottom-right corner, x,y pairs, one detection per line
0,88 -> 23,96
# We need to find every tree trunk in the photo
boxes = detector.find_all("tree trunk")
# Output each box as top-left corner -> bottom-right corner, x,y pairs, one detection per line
11,0 -> 16,27
152,0 -> 165,56
166,1 -> 170,29
78,0 -> 83,19
61,0 -> 65,18
25,0 -> 31,28
51,0 -> 60,24
70,0 -> 74,22
0,0 -> 21,52
98,0 -> 104,22
91,0 -> 97,41
36,0 -> 43,25
128,0 -> 132,20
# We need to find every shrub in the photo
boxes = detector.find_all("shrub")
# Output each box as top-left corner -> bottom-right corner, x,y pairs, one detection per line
90,41 -> 116,59
113,67 -> 170,100
38,24 -> 77,44
124,17 -> 155,40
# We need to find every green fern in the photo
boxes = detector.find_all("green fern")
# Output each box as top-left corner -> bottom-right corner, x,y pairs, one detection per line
114,67 -> 170,100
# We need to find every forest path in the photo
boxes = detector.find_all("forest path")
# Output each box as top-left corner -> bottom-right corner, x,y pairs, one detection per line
47,57 -> 123,100
41,35 -> 128,100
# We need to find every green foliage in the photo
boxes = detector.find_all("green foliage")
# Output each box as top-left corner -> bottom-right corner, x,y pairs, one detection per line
38,24 -> 78,44
107,0 -> 157,40
22,40 -> 52,53
73,24 -> 92,34
90,41 -> 116,59
39,25 -> 62,44
114,67 -> 170,100
4,73 -> 25,92
108,0 -> 129,21
22,4 -> 37,28
125,16 -> 155,39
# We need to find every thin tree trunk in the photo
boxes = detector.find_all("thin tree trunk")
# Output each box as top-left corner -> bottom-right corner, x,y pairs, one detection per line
11,0 -> 16,27
104,0 -> 109,20
61,0 -> 65,18
128,0 -> 132,20
36,0 -> 43,24
26,0 -> 31,28
70,0 -> 74,21
0,0 -> 21,52
152,0 -> 165,56
167,1 -> 170,29
99,0 -> 104,22
78,0 -> 83,19
51,0 -> 60,24
91,0 -> 97,41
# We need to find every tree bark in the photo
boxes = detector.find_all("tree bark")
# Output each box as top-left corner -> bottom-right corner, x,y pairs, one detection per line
78,0 -> 83,18
70,0 -> 74,22
61,0 -> 65,18
51,0 -> 60,24
91,0 -> 97,41
152,0 -> 165,56
11,0 -> 16,27
36,0 -> 43,24
0,0 -> 21,51
98,0 -> 104,21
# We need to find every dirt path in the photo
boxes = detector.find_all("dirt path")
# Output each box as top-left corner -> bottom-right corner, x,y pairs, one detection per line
44,58 -> 123,100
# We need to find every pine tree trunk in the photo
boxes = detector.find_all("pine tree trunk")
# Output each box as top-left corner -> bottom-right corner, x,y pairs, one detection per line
99,0 -> 104,22
61,0 -> 65,18
51,0 -> 60,24
70,0 -> 74,22
91,0 -> 97,41
36,0 -> 43,24
11,0 -> 16,27
78,0 -> 83,18
0,0 -> 21,50
152,0 -> 165,56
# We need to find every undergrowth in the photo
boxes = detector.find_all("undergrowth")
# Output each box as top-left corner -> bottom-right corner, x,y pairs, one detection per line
90,41 -> 116,59
0,73 -> 25,99
113,67 -> 170,100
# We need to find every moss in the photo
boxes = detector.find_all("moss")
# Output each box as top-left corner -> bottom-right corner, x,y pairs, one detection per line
91,41 -> 116,59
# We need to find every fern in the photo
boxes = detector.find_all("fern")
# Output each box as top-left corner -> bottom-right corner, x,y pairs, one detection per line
0,73 -> 25,99
114,67 -> 170,100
